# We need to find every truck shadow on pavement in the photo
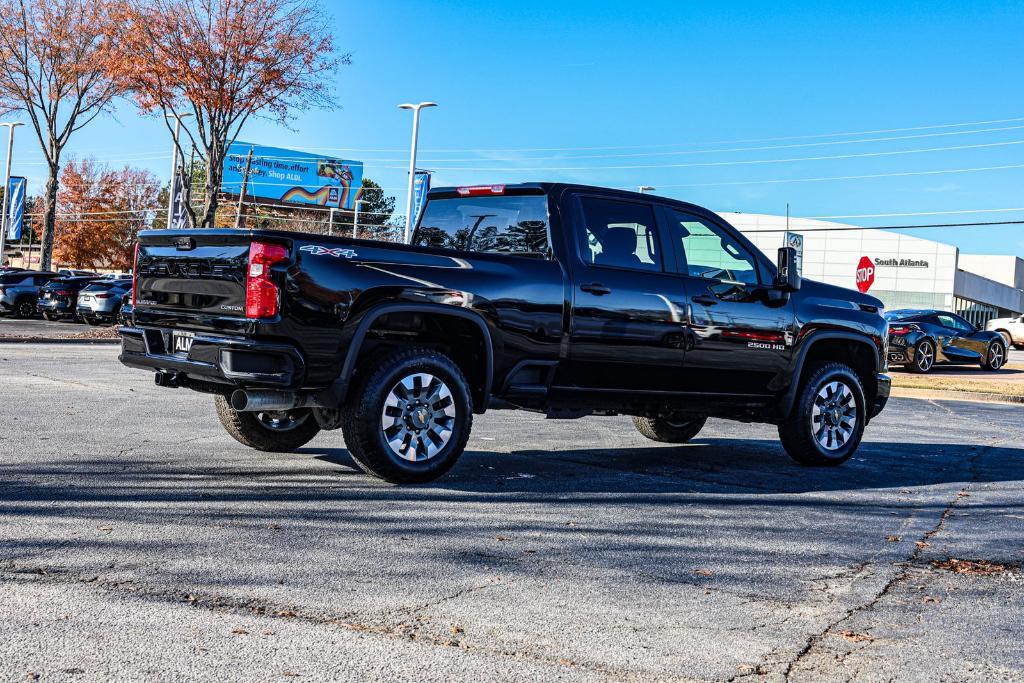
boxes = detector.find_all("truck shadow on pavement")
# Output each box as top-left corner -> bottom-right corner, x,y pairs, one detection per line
304,437 -> 1024,496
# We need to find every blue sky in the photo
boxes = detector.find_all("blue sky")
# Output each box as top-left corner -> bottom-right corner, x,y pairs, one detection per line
9,0 -> 1024,254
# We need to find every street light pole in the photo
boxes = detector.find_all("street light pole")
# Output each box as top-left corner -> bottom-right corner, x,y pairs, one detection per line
0,122 -> 24,264
398,102 -> 437,244
165,113 -> 192,229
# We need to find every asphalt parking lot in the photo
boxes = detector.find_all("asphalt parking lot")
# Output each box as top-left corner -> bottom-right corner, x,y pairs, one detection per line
2,345 -> 1023,682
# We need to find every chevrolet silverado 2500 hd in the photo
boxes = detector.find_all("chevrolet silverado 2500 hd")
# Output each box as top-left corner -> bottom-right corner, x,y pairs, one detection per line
119,183 -> 890,483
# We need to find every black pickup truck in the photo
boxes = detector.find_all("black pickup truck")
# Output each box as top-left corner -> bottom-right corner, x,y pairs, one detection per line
120,183 -> 890,483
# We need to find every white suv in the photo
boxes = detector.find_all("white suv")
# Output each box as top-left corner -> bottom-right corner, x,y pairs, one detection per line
987,315 -> 1024,349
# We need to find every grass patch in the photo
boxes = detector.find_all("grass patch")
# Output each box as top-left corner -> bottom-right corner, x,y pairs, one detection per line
890,364 -> 1024,398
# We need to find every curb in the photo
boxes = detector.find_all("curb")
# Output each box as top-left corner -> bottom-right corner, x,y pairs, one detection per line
890,386 -> 1024,406
0,337 -> 121,345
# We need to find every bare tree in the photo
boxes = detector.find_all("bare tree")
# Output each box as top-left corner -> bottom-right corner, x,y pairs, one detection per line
0,0 -> 122,270
106,0 -> 345,228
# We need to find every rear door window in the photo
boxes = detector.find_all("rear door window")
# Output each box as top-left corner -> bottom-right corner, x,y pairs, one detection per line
575,196 -> 662,272
414,194 -> 549,255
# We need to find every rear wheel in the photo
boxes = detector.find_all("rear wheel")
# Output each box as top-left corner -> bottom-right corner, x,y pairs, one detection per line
632,415 -> 707,443
981,341 -> 1006,371
779,362 -> 865,467
214,394 -> 321,452
908,339 -> 935,374
341,347 -> 472,484
84,316 -> 100,326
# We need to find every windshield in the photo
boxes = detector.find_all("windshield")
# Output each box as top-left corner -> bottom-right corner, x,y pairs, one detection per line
413,194 -> 549,255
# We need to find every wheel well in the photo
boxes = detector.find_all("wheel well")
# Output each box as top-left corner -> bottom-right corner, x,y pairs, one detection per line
352,311 -> 491,411
801,338 -> 878,406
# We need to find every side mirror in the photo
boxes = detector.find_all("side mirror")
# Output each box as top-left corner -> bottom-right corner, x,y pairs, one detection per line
776,246 -> 802,291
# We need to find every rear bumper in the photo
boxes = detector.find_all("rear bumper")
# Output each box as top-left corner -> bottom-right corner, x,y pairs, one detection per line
37,299 -> 73,314
118,326 -> 306,389
871,372 -> 891,419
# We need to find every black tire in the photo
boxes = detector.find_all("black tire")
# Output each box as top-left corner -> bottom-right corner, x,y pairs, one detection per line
41,312 -> 55,321
84,316 -> 100,326
214,394 -> 321,452
908,339 -> 935,374
779,362 -> 866,467
981,340 -> 1006,371
632,415 -> 707,443
14,297 -> 36,319
340,347 -> 472,484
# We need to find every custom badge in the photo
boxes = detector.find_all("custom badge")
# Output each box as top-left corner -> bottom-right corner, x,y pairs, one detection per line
299,244 -> 358,259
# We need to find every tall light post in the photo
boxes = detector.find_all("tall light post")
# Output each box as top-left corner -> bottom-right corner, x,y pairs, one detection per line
398,102 -> 437,243
638,185 -> 656,194
0,122 -> 24,264
352,199 -> 370,239
165,113 -> 193,229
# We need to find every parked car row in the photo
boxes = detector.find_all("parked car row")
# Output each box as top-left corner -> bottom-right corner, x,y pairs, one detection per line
0,267 -> 132,325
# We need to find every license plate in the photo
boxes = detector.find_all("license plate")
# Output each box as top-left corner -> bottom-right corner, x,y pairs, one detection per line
171,331 -> 195,355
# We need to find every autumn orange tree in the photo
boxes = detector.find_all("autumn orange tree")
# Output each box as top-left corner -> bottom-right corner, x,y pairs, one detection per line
0,0 -> 123,270
105,0 -> 345,228
54,159 -> 159,270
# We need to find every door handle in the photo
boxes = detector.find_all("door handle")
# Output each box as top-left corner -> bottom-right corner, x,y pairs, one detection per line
581,283 -> 612,296
692,294 -> 718,306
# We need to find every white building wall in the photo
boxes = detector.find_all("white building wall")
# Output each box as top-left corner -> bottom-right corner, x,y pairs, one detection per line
957,254 -> 1024,290
718,213 -> 957,310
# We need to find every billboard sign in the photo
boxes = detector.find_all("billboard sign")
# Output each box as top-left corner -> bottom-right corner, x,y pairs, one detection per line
222,142 -> 364,210
412,171 -> 431,224
6,176 -> 26,241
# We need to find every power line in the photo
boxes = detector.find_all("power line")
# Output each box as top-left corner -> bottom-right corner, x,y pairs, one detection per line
806,207 -> 1024,219
625,162 -> 1024,189
741,219 -> 1024,233
407,139 -> 1024,172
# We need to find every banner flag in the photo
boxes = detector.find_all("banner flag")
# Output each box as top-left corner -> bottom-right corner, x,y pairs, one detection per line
412,171 -> 431,223
6,176 -> 26,241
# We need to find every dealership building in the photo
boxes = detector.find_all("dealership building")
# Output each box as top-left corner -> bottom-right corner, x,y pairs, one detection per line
718,212 -> 1024,326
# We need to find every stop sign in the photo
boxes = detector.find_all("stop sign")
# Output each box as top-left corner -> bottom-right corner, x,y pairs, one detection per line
856,256 -> 875,293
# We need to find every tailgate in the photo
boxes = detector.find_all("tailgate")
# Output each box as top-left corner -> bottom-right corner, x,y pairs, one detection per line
136,231 -> 255,317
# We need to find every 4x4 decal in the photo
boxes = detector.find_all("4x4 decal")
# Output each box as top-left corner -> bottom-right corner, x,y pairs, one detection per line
300,244 -> 357,259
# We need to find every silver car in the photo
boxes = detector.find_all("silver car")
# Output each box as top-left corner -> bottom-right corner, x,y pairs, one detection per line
0,271 -> 59,318
76,279 -> 132,325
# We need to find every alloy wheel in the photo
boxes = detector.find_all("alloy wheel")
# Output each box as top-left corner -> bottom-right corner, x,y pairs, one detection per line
810,380 -> 857,452
916,342 -> 935,372
381,372 -> 456,462
256,410 -> 309,432
989,343 -> 1005,369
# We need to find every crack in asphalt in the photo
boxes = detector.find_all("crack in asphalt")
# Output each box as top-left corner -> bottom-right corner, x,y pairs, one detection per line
776,436 -> 1010,681
0,561 -> 687,682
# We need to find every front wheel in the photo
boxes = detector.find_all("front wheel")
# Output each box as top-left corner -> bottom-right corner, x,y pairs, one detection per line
632,415 -> 707,443
908,339 -> 935,374
981,341 -> 1006,371
14,298 -> 36,319
214,395 -> 321,452
341,348 -> 472,484
779,362 -> 866,467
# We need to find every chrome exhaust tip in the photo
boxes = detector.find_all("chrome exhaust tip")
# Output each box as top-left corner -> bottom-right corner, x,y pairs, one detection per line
230,389 -> 328,412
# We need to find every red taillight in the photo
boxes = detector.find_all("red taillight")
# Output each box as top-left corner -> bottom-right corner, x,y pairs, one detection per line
95,293 -> 111,299
131,242 -> 140,306
890,326 -> 911,336
456,184 -> 505,196
245,241 -> 289,319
